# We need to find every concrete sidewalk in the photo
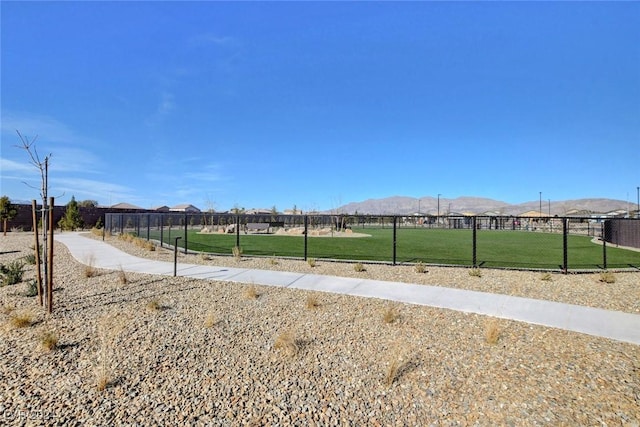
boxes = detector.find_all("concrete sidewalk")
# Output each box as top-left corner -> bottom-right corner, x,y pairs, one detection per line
55,232 -> 640,346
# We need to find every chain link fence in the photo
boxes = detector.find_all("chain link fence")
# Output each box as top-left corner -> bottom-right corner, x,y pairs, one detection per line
104,213 -> 639,272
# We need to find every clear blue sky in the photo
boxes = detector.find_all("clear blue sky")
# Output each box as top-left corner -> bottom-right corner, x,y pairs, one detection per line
2,1 -> 639,212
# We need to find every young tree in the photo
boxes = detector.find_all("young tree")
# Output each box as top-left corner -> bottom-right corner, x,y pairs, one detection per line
0,196 -> 18,236
58,196 -> 84,231
16,130 -> 54,313
78,199 -> 98,208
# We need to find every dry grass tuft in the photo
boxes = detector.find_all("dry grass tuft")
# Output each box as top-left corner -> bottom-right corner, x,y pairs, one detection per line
96,374 -> 110,392
244,285 -> 259,300
307,258 -> 316,268
9,310 -> 34,328
41,331 -> 59,351
485,318 -> 500,344
95,312 -> 128,391
117,267 -> 128,285
232,246 -> 243,260
273,330 -> 299,357
146,298 -> 163,312
469,268 -> 483,278
269,258 -> 279,266
382,304 -> 400,324
203,311 -> 217,328
414,261 -> 427,274
1,303 -> 16,315
305,294 -> 321,310
354,262 -> 366,272
384,343 -> 412,387
540,272 -> 553,282
84,254 -> 99,278
599,271 -> 616,284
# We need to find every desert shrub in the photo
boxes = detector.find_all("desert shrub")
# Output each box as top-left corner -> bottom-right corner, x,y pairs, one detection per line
23,253 -> 37,265
414,261 -> 427,274
41,331 -> 59,351
117,267 -> 128,285
469,268 -> 482,278
382,304 -> 400,324
540,272 -> 553,281
146,298 -> 162,312
244,285 -> 259,300
0,260 -> 25,286
273,330 -> 299,357
24,279 -> 39,297
305,294 -> 320,310
8,310 -> 33,328
307,258 -> 316,268
384,343 -> 412,387
83,255 -> 98,278
232,246 -> 243,260
203,311 -> 217,328
354,262 -> 366,272
599,271 -> 616,284
485,318 -> 500,344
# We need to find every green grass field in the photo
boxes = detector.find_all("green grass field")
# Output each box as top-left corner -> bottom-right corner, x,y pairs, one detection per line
149,227 -> 639,270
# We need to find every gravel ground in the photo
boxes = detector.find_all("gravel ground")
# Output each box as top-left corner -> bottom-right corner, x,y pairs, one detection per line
1,231 -> 639,426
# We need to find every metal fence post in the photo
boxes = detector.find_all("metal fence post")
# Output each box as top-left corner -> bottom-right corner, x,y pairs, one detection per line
601,222 -> 607,270
304,215 -> 308,261
472,216 -> 478,267
392,216 -> 397,265
562,218 -> 568,273
184,213 -> 188,254
160,214 -> 164,248
174,237 -> 182,277
235,215 -> 240,249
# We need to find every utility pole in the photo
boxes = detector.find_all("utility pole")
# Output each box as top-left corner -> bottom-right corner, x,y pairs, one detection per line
539,192 -> 542,216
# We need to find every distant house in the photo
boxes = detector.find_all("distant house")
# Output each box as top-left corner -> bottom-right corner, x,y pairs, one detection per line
246,209 -> 273,215
152,205 -> 170,212
519,210 -> 550,218
565,209 -> 592,217
170,204 -> 201,213
110,202 -> 144,210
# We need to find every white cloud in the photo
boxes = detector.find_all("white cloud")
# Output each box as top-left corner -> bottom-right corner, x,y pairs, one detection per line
0,158 -> 32,173
1,112 -> 80,144
52,177 -> 136,204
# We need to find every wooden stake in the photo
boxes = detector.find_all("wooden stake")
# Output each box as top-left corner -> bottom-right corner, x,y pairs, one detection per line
31,200 -> 43,306
47,197 -> 54,313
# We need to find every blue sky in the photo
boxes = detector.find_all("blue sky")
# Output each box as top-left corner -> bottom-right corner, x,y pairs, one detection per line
1,1 -> 639,212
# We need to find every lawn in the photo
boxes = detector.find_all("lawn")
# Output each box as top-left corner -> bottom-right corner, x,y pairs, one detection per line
148,227 -> 639,270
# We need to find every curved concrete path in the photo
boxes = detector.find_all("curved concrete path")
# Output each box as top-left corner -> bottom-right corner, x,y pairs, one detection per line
55,232 -> 640,346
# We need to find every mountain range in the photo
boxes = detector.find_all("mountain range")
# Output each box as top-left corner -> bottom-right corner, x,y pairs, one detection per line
332,196 -> 635,216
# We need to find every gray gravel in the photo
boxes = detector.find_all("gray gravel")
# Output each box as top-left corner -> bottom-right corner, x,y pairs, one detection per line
1,232 -> 639,425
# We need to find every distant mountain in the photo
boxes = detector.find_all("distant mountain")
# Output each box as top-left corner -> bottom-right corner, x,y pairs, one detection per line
331,196 -> 632,216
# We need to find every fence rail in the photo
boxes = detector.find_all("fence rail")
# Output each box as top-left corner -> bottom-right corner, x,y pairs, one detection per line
104,213 -> 640,272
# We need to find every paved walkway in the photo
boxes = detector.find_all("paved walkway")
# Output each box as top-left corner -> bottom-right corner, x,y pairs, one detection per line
55,232 -> 640,346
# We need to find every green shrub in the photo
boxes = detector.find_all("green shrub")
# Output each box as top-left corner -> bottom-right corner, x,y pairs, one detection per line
0,260 -> 25,286
23,253 -> 37,265
24,279 -> 39,297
